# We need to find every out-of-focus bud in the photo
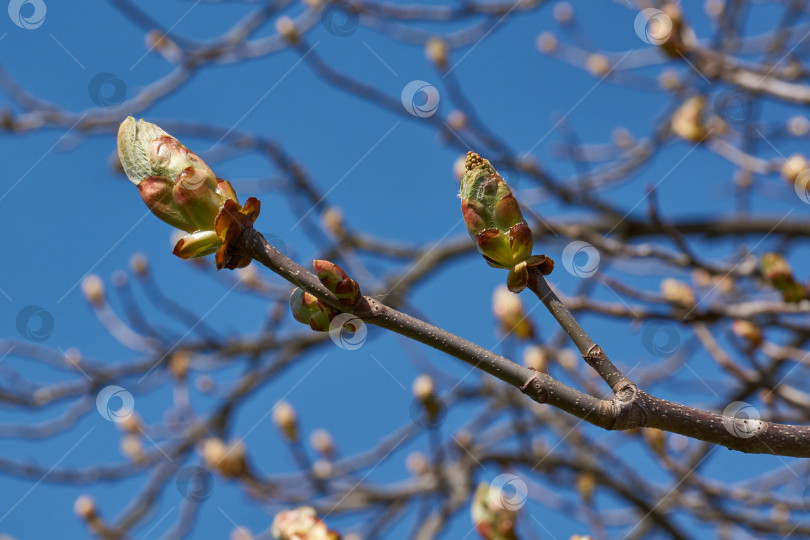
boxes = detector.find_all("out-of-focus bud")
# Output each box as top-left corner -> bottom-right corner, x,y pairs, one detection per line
461,152 -> 551,292
788,116 -> 810,136
658,69 -> 681,91
312,459 -> 332,480
289,288 -> 340,332
781,154 -> 809,184
116,412 -> 141,435
120,434 -> 147,464
585,54 -> 611,77
761,253 -> 806,303
310,429 -> 335,458
74,495 -> 98,521
273,401 -> 299,442
313,260 -> 361,306
570,536 -> 595,540
406,451 -> 429,476
642,428 -> 666,456
322,207 -> 346,238
453,155 -> 467,183
671,96 -> 708,142
523,345 -> 547,372
117,117 -> 260,268
230,527 -> 253,540
731,319 -> 763,348
660,278 -> 697,308
576,472 -> 596,504
169,350 -> 191,380
201,438 -> 247,478
655,4 -> 696,57
412,374 -> 435,401
276,16 -> 300,44
558,349 -> 578,372
82,275 -> 105,306
471,481 -> 519,540
493,286 -> 534,340
130,253 -> 148,276
447,110 -> 467,131
611,127 -> 635,150
426,37 -> 448,69
271,507 -> 340,540
553,2 -> 573,24
536,32 -> 557,53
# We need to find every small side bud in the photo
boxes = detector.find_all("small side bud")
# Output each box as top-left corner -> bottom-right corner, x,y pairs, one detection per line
289,288 -> 340,331
313,260 -> 361,306
585,54 -> 611,77
271,507 -> 339,540
761,253 -> 805,302
276,16 -> 300,44
781,154 -> 809,184
74,495 -> 98,521
523,345 -> 547,372
471,481 -> 519,540
129,253 -> 149,276
731,319 -> 763,348
412,374 -> 435,401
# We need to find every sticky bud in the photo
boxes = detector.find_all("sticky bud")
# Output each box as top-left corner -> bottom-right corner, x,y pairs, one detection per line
273,401 -> 298,442
586,54 -> 611,77
130,253 -> 148,276
460,152 -> 550,292
289,288 -> 339,332
642,427 -> 666,456
313,260 -> 361,306
576,472 -> 596,504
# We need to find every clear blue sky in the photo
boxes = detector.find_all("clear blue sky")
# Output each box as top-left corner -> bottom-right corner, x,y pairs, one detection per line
0,1 -> 805,538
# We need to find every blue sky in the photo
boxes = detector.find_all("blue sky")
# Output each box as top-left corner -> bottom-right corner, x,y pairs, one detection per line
1,1 -> 808,539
